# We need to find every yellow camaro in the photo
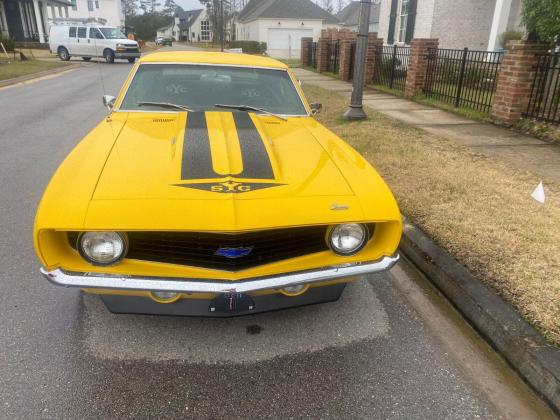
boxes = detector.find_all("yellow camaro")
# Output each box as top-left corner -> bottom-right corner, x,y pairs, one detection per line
34,51 -> 402,316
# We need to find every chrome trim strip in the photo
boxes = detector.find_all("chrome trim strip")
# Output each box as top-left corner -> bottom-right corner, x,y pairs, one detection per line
40,254 -> 399,294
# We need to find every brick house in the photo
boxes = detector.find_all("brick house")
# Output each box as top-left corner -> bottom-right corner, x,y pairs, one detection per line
377,0 -> 524,51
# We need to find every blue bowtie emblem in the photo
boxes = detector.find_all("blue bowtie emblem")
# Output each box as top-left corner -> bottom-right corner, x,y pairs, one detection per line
215,246 -> 254,259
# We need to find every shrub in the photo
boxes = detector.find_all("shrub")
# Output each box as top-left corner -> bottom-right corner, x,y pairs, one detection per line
499,30 -> 523,48
0,35 -> 15,52
228,40 -> 267,54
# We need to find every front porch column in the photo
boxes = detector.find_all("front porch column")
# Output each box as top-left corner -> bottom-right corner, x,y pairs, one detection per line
32,0 -> 45,42
487,0 -> 512,51
40,0 -> 49,40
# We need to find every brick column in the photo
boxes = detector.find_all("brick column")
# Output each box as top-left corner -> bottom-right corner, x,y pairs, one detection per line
317,37 -> 329,73
300,37 -> 313,66
405,38 -> 439,97
364,33 -> 383,85
338,40 -> 355,81
491,41 -> 549,123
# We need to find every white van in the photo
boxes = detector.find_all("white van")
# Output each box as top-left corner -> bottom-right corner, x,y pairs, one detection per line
49,25 -> 140,63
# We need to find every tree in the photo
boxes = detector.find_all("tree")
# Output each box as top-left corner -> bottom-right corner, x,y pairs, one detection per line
162,0 -> 177,17
122,0 -> 138,18
336,0 -> 346,13
127,12 -> 172,40
139,0 -> 161,14
321,0 -> 333,14
522,0 -> 560,44
199,0 -> 235,44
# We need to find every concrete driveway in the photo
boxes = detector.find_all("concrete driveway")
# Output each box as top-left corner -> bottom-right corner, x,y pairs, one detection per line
0,47 -> 553,419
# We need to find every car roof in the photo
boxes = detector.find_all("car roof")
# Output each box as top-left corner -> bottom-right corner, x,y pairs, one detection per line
138,51 -> 288,69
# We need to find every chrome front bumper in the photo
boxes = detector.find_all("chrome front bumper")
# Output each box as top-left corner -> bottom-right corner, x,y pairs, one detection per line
40,254 -> 399,294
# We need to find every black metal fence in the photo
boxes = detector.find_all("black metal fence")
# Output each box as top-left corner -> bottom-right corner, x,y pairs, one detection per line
525,53 -> 560,125
327,40 -> 340,73
308,42 -> 317,68
424,48 -> 503,113
348,43 -> 356,79
372,45 -> 410,91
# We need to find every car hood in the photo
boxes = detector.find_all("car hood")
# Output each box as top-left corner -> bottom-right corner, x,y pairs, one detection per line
84,111 -> 366,230
93,111 -> 353,200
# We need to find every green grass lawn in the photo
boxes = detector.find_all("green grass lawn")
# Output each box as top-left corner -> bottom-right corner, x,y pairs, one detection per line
0,60 -> 70,81
304,83 -> 560,346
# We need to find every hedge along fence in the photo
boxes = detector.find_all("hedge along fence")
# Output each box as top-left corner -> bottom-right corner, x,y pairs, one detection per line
228,41 -> 267,54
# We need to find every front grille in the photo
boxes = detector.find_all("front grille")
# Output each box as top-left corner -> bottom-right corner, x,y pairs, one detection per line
124,226 -> 330,271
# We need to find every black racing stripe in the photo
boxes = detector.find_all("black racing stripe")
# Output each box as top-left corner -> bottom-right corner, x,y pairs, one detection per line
233,112 -> 274,180
181,112 -> 217,180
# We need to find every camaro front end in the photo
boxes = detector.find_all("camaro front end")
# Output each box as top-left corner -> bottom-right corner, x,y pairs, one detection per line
34,51 -> 402,317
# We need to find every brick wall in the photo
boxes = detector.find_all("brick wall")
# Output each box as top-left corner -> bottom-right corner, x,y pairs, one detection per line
491,41 -> 549,123
365,33 -> 383,85
300,37 -> 313,66
405,38 -> 439,97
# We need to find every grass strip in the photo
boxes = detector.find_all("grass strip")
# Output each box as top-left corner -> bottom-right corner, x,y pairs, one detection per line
0,60 -> 70,81
303,83 -> 560,346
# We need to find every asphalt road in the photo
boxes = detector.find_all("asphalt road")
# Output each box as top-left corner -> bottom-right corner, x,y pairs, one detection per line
0,49 -> 554,419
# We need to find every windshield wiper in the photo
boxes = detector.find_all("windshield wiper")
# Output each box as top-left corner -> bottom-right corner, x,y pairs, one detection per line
214,104 -> 287,121
137,102 -> 193,112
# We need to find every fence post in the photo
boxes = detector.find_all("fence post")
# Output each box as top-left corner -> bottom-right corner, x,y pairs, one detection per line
364,33 -> 384,85
300,37 -> 313,67
389,44 -> 397,89
317,37 -> 329,73
404,38 -> 439,98
454,47 -> 468,107
338,40 -> 352,81
491,41 -> 549,124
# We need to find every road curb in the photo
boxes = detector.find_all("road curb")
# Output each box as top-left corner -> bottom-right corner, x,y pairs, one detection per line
0,63 -> 84,88
399,220 -> 560,414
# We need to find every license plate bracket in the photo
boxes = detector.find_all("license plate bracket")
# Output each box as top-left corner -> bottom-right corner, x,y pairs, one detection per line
209,292 -> 255,313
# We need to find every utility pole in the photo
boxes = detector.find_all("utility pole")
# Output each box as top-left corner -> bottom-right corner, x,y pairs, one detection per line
221,0 -> 225,51
343,0 -> 373,120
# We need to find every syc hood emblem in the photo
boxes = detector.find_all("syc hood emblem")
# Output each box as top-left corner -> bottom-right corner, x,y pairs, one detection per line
215,246 -> 254,259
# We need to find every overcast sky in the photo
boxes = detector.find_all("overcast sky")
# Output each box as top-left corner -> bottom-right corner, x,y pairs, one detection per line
175,0 -> 204,11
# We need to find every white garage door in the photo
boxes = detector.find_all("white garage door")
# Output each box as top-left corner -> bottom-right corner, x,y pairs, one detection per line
267,28 -> 313,59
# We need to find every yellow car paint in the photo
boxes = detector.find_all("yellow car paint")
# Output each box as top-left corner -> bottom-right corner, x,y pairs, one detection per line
34,51 -> 402,302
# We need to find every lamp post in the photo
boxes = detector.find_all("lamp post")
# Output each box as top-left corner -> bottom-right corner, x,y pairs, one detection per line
343,0 -> 380,120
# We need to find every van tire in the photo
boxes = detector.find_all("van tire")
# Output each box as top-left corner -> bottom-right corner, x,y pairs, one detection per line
127,58 -> 136,63
103,49 -> 115,63
82,57 -> 91,61
58,47 -> 70,61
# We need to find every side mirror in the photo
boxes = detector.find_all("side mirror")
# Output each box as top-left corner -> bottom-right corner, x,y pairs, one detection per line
102,95 -> 116,110
310,102 -> 322,115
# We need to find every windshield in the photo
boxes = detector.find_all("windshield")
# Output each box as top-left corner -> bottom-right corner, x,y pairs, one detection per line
100,27 -> 127,39
119,64 -> 308,115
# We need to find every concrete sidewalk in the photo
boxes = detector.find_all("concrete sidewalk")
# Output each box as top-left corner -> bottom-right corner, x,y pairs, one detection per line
294,67 -> 560,184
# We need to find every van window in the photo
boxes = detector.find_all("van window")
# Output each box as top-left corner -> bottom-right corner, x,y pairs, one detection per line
89,28 -> 103,39
69,27 -> 76,37
77,27 -> 87,38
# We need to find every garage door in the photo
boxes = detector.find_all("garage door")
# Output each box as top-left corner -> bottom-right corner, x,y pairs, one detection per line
267,28 -> 313,59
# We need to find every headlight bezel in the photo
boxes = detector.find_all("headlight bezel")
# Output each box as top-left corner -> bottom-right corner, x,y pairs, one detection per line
77,231 -> 127,266
327,223 -> 370,256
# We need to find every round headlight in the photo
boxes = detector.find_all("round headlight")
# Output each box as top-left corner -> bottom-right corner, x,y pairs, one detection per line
78,232 -> 126,265
329,223 -> 368,255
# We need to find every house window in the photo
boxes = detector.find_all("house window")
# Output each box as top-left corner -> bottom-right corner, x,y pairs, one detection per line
71,0 -> 77,11
397,0 -> 409,43
87,0 -> 93,11
200,20 -> 210,41
95,0 -> 99,8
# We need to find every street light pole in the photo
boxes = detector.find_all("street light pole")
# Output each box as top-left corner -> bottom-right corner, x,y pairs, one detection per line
343,0 -> 372,120
220,0 -> 225,52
